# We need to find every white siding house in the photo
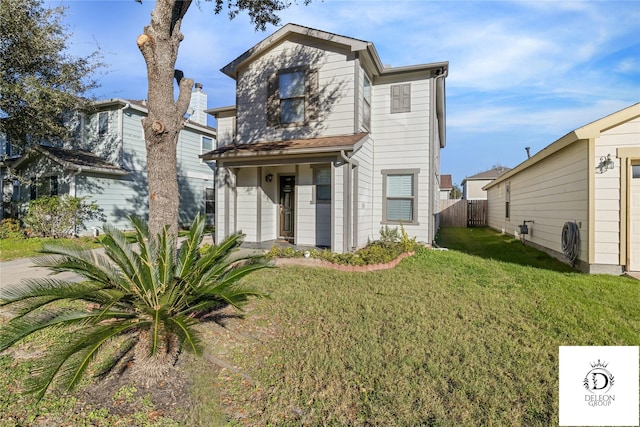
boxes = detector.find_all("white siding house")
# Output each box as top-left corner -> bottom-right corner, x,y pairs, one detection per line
202,24 -> 448,252
7,86 -> 217,232
484,103 -> 640,275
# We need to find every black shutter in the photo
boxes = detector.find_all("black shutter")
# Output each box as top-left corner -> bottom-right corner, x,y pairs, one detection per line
267,73 -> 279,127
306,69 -> 319,122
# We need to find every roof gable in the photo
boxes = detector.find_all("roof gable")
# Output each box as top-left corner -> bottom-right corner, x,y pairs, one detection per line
485,102 -> 640,190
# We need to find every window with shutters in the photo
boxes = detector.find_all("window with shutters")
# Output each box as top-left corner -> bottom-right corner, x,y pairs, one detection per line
312,165 -> 331,203
382,169 -> 419,224
390,83 -> 411,113
267,67 -> 318,127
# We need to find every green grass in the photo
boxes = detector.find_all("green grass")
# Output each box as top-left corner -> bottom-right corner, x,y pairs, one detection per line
0,237 -> 102,261
1,227 -> 638,425
214,229 -> 639,425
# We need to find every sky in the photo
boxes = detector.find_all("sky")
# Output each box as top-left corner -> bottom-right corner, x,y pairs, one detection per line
51,0 -> 640,187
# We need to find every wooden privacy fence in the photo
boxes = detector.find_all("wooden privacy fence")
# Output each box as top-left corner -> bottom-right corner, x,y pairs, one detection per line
438,199 -> 488,228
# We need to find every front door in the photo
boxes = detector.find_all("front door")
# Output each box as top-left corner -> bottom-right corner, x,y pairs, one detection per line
279,176 -> 295,241
630,163 -> 640,271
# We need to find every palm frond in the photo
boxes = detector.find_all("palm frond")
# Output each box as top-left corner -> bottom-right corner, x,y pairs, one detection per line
165,315 -> 201,355
26,320 -> 145,401
175,214 -> 205,278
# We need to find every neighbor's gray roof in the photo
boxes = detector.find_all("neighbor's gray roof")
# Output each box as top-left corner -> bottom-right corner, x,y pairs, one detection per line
461,166 -> 510,184
12,145 -> 128,176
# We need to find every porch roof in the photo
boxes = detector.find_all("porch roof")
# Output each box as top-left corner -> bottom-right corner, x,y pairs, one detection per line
200,132 -> 369,162
12,145 -> 128,176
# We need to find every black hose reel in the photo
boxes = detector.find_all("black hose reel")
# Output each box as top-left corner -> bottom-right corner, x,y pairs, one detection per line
561,221 -> 580,267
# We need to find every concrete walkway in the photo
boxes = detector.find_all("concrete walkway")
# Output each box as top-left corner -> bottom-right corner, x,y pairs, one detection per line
0,236 -> 267,295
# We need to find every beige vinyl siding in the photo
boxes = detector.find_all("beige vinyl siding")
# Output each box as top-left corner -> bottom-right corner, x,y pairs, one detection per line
216,115 -> 235,147
214,167 -> 235,243
353,135 -> 374,247
371,77 -> 431,243
260,167 -> 277,242
487,140 -> 590,262
593,115 -> 640,265
235,38 -> 355,143
295,165 -> 315,246
464,179 -> 491,200
235,168 -> 258,241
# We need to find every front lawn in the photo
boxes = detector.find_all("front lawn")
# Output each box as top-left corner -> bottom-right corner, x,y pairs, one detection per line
1,227 -> 638,425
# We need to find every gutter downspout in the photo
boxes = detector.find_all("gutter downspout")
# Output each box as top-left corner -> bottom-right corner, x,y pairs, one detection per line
430,69 -> 448,245
340,150 -> 361,252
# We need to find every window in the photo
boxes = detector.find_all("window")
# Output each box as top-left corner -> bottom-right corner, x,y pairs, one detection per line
633,165 -> 640,179
382,169 -> 419,224
205,187 -> 215,215
97,111 -> 109,137
267,67 -> 318,127
201,136 -> 213,156
313,166 -> 331,203
505,183 -> 511,219
390,83 -> 411,113
280,71 -> 306,124
363,74 -> 372,129
30,176 -> 58,200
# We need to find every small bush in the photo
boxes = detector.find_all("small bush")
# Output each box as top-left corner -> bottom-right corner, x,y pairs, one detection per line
23,195 -> 105,238
0,218 -> 24,239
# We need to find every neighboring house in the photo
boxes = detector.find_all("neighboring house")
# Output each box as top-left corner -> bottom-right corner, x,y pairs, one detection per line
439,174 -> 453,199
462,166 -> 510,200
3,84 -> 217,232
201,24 -> 448,252
484,103 -> 640,275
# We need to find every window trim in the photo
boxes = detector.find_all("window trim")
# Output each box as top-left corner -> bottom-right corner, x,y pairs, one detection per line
381,169 -> 419,225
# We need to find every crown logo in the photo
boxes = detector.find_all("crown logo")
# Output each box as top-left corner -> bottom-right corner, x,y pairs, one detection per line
590,359 -> 608,369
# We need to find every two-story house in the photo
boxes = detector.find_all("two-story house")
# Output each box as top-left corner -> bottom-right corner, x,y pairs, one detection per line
201,24 -> 448,253
4,84 -> 216,232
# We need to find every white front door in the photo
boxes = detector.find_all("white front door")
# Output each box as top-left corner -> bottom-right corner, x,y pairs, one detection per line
630,164 -> 640,271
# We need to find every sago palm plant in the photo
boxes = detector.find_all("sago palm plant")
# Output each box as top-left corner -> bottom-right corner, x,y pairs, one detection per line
0,214 -> 269,401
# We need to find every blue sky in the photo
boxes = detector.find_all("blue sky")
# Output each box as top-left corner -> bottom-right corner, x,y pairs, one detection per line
54,0 -> 640,187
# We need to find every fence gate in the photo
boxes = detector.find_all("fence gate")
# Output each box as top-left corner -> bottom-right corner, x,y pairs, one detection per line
467,200 -> 487,227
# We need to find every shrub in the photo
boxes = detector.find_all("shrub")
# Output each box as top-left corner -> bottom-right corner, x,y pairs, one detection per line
0,218 -> 24,239
22,195 -> 105,238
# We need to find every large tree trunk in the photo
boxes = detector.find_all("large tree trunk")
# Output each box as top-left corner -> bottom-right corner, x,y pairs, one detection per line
136,0 -> 193,239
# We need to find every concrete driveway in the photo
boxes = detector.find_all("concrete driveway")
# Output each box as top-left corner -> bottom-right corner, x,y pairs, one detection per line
0,256 -> 85,295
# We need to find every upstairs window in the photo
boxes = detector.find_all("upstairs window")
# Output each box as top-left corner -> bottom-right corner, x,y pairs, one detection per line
390,83 -> 411,113
363,75 -> 372,129
97,111 -> 109,137
280,71 -> 306,124
268,67 -> 318,127
201,136 -> 213,162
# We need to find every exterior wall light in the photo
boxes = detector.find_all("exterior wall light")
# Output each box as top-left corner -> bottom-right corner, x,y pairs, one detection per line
265,173 -> 273,182
596,154 -> 615,174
